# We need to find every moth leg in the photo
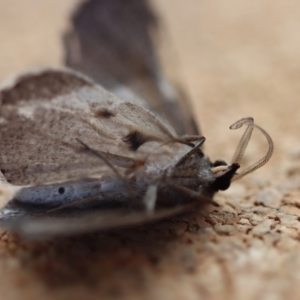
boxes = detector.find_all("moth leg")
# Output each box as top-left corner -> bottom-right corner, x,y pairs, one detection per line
165,183 -> 219,207
0,170 -> 7,184
143,185 -> 158,213
174,135 -> 204,147
47,194 -> 102,213
76,138 -> 123,178
163,135 -> 204,149
0,171 -> 18,208
76,139 -> 142,200
175,137 -> 206,167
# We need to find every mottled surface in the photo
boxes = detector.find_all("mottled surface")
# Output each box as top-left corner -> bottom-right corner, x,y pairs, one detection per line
0,0 -> 300,299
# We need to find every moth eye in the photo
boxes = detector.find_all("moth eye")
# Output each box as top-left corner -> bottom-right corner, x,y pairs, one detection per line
213,163 -> 240,191
58,187 -> 65,195
93,108 -> 115,118
0,169 -> 6,174
123,130 -> 148,151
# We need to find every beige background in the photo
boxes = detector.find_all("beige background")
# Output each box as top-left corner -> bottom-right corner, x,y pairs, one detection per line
0,1 -> 300,299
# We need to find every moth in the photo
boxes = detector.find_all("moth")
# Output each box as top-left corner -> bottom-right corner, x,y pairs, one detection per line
0,0 -> 273,238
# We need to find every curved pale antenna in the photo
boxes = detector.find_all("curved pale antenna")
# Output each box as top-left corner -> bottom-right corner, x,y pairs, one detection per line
230,118 -> 274,181
230,117 -> 254,164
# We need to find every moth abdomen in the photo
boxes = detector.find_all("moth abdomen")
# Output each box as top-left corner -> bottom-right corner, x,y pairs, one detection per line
12,179 -> 101,207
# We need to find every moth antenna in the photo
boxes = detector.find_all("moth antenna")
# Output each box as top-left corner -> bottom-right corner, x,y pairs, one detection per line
230,117 -> 254,164
230,118 -> 274,181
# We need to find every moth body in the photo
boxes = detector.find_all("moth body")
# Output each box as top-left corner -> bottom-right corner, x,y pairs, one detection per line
13,179 -> 105,206
4,142 -> 238,210
0,66 -> 269,211
0,0 -> 274,237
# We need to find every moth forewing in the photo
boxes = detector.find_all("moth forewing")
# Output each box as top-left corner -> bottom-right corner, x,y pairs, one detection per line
0,68 -> 183,186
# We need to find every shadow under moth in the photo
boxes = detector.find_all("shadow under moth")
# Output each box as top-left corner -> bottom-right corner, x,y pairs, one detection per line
0,0 -> 273,238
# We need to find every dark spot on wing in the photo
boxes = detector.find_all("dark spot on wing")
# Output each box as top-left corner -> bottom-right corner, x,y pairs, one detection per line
0,169 -> 6,174
1,70 -> 93,104
93,109 -> 115,118
122,130 -> 149,151
58,187 -> 65,195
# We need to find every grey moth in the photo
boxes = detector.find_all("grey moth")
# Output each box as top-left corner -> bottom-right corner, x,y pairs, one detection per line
0,0 -> 273,238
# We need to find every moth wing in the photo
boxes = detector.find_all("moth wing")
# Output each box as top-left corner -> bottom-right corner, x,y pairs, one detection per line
0,68 -> 184,185
0,202 -> 198,239
64,0 -> 199,136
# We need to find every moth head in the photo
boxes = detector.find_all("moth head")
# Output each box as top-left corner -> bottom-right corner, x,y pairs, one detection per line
211,160 -> 240,191
211,117 -> 273,190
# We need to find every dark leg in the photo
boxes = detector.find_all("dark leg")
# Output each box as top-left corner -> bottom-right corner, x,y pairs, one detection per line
175,137 -> 206,167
